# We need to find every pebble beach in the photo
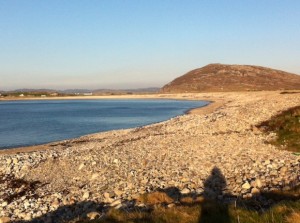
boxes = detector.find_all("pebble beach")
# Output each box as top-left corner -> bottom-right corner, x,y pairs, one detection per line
0,91 -> 300,222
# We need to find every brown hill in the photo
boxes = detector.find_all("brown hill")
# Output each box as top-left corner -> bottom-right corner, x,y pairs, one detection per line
161,64 -> 300,93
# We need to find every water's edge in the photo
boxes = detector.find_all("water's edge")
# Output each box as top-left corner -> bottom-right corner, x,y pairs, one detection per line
0,99 -> 210,151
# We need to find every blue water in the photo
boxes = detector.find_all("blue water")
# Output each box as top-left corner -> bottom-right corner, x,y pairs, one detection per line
0,99 -> 208,149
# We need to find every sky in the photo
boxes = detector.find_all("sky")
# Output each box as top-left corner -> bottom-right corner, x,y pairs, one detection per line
1,0 -> 300,90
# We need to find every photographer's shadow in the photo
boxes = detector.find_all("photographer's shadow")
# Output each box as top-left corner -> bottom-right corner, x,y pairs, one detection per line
199,167 -> 230,223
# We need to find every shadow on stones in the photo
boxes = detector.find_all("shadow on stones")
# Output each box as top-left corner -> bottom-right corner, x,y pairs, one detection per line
11,166 -> 300,223
198,167 -> 230,223
0,174 -> 44,204
14,201 -> 106,223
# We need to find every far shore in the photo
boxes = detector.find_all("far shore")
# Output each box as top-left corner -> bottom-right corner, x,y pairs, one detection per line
0,93 -> 225,155
0,93 -> 208,101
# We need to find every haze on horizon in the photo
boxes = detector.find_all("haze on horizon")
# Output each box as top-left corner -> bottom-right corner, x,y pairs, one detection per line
1,0 -> 300,91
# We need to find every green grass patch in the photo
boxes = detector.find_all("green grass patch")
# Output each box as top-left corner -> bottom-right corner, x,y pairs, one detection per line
83,197 -> 300,223
258,106 -> 300,152
79,187 -> 300,223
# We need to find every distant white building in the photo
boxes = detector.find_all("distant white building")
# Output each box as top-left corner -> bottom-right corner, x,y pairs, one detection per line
19,94 -> 24,97
83,93 -> 93,96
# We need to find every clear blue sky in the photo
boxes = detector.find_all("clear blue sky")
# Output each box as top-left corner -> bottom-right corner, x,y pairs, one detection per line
1,0 -> 300,90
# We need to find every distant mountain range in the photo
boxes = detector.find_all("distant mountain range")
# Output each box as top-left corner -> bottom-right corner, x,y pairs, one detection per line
3,63 -> 300,95
0,87 -> 160,94
161,63 -> 300,93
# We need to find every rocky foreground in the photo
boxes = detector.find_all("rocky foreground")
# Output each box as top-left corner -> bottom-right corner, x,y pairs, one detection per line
0,91 -> 300,222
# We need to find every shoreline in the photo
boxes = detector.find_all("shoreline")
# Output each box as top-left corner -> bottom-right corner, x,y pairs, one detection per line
0,94 -> 222,155
0,94 -> 189,101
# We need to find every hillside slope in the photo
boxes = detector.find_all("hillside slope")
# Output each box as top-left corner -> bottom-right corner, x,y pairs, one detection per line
161,64 -> 300,92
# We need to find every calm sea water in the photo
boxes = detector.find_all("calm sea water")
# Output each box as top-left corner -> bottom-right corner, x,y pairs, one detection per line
0,99 -> 208,149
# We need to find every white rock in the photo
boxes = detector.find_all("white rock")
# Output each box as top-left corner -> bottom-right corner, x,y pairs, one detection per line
24,213 -> 32,221
12,158 -> 18,164
114,204 -> 123,209
87,211 -> 101,220
82,191 -> 90,199
181,188 -> 190,194
1,201 -> 8,207
110,199 -> 122,207
6,159 -> 12,165
91,173 -> 99,180
242,182 -> 251,189
78,163 -> 85,170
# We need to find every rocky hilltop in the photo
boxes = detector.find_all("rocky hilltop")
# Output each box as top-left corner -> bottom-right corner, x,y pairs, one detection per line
161,64 -> 300,92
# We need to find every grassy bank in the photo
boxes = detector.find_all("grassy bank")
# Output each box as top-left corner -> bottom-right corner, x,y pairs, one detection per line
81,189 -> 300,223
258,106 -> 300,153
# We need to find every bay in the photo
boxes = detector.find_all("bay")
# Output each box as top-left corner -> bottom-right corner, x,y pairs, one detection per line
0,99 -> 208,149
